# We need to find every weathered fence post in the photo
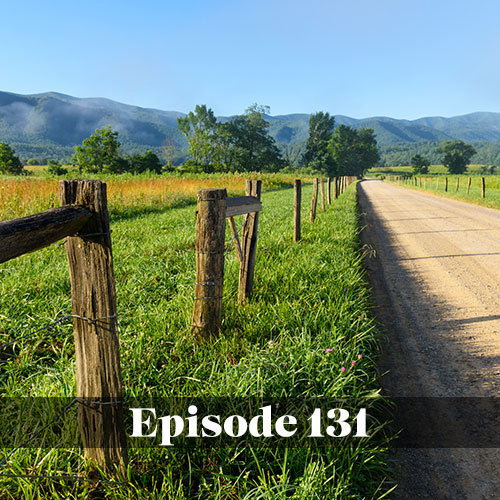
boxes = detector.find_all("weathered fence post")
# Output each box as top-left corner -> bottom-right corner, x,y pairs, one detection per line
445,177 -> 448,192
436,177 -> 439,190
294,179 -> 301,242
59,179 -> 127,477
456,178 -> 460,192
327,177 -> 332,205
320,178 -> 325,211
482,177 -> 486,198
467,177 -> 472,195
238,180 -> 261,303
192,188 -> 227,336
310,178 -> 318,222
334,177 -> 338,199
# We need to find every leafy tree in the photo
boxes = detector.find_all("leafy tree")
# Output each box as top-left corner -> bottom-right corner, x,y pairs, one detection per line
225,104 -> 284,172
72,126 -> 128,173
177,105 -> 219,171
128,150 -> 163,174
328,125 -> 379,177
411,154 -> 430,174
47,160 -> 68,176
436,140 -> 476,174
303,112 -> 335,175
27,158 -> 38,166
0,142 -> 24,175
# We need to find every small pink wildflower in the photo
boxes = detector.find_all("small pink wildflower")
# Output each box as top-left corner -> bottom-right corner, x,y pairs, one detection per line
326,348 -> 333,354
351,361 -> 357,366
358,354 -> 363,359
341,366 -> 346,372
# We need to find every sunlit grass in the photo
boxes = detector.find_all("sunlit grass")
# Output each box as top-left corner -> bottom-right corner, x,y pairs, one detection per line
0,181 -> 394,498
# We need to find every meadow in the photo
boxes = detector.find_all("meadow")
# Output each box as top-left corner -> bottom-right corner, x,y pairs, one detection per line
0,175 -> 394,498
367,166 -> 500,210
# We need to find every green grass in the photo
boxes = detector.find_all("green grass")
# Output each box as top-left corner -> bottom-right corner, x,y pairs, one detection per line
380,174 -> 500,210
0,182 -> 394,498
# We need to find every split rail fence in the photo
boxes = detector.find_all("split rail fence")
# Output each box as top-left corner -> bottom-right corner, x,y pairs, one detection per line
0,175 -> 356,480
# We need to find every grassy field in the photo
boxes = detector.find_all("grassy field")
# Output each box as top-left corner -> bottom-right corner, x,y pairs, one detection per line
367,164 -> 492,177
0,177 -> 394,498
377,172 -> 500,210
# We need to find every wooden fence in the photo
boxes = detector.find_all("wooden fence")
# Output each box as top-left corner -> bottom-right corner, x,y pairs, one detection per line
0,175 -> 356,479
386,175 -> 487,198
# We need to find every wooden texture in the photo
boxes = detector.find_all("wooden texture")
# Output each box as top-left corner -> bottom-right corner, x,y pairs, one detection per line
310,178 -> 318,222
228,216 -> 243,263
334,177 -> 338,199
327,177 -> 332,205
226,196 -> 262,217
238,180 -> 261,304
294,179 -> 301,242
456,178 -> 460,192
192,188 -> 227,337
482,177 -> 486,198
467,177 -> 472,194
320,178 -> 325,211
59,179 -> 127,476
445,177 -> 448,192
0,206 -> 91,264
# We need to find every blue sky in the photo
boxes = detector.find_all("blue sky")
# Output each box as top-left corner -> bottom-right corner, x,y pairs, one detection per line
2,0 -> 500,119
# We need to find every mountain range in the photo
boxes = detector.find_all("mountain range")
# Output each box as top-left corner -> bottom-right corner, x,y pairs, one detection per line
1,90 -> 500,163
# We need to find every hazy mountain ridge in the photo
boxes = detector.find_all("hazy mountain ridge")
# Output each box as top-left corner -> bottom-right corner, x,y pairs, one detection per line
1,90 -> 500,162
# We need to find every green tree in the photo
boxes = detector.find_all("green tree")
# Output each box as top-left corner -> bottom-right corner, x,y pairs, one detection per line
0,142 -> 24,175
411,154 -> 430,174
328,126 -> 379,177
129,150 -> 163,174
303,112 -> 335,175
177,105 -> 219,171
72,126 -> 128,173
225,104 -> 284,172
436,140 -> 476,174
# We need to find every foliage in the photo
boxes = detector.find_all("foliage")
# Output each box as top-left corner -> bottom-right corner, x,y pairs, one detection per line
47,160 -> 68,176
436,140 -> 477,174
0,142 -> 24,175
178,104 -> 285,173
177,105 -> 219,171
128,150 -> 163,174
224,104 -> 285,172
72,126 -> 126,173
303,112 -> 335,175
411,154 -> 430,174
328,126 -> 380,177
27,158 -> 38,166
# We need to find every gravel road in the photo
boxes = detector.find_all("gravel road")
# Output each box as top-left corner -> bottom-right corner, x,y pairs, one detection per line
358,180 -> 500,499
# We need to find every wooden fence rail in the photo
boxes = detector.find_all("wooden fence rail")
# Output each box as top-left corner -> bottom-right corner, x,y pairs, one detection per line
0,179 -> 127,477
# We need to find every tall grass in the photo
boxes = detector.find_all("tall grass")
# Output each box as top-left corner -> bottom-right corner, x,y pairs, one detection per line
0,181 -> 394,498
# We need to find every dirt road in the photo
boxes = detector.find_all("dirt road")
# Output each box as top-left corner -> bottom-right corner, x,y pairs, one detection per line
358,180 -> 500,499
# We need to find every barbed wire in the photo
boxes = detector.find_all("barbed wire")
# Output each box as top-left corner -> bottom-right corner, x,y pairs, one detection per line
0,397 -> 127,486
0,314 -> 118,353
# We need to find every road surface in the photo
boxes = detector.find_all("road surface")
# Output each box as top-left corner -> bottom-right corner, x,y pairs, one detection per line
358,180 -> 500,499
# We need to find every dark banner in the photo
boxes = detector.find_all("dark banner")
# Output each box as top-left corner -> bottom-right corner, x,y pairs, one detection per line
0,397 -> 498,449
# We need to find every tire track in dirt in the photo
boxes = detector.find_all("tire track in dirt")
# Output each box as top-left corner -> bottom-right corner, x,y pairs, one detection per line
358,179 -> 500,500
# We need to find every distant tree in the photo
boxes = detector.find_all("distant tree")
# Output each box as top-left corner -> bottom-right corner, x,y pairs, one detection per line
72,126 -> 128,173
303,112 -> 335,175
47,160 -> 68,176
225,104 -> 284,172
27,158 -> 38,166
436,140 -> 476,174
0,142 -> 24,175
411,154 -> 430,174
129,150 -> 163,174
328,125 -> 379,177
177,105 -> 219,171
